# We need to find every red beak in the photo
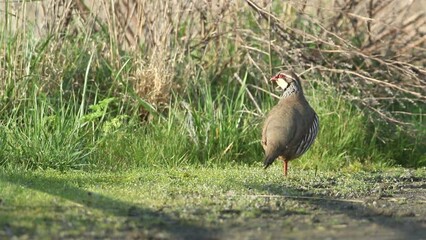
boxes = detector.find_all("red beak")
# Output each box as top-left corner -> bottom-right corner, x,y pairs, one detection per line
270,76 -> 278,82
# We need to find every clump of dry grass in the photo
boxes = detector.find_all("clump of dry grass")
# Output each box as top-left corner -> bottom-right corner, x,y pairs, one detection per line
131,60 -> 172,119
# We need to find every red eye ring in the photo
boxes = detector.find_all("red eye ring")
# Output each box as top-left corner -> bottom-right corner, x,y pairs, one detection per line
271,73 -> 285,81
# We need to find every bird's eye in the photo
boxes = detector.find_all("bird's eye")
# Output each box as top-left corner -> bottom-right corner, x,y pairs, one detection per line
278,73 -> 285,79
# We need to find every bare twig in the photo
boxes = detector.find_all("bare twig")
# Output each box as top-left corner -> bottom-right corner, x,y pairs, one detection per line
246,194 -> 365,204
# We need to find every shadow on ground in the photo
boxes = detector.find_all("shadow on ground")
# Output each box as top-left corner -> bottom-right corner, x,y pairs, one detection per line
0,172 -> 218,239
1,170 -> 425,239
235,176 -> 426,239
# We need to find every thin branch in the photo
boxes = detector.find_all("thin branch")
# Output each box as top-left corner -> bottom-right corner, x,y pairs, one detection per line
245,194 -> 365,204
319,68 -> 426,100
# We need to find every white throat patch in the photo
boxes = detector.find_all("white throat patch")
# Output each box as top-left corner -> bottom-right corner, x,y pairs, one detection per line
275,78 -> 289,90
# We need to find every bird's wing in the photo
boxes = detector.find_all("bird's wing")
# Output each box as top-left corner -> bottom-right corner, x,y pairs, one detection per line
262,106 -> 297,167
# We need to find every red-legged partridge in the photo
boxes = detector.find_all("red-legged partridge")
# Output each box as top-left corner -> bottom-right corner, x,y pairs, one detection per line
262,71 -> 319,176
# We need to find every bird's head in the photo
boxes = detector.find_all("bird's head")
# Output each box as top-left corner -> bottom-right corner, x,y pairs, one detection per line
270,71 -> 302,93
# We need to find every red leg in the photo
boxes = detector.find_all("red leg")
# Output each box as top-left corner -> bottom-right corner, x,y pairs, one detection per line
283,160 -> 288,176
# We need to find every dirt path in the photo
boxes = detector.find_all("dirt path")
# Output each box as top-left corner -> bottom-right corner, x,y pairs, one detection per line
222,181 -> 426,239
120,171 -> 426,240
147,172 -> 426,240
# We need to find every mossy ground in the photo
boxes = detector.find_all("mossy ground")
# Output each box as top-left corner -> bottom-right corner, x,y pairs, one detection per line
1,165 -> 425,239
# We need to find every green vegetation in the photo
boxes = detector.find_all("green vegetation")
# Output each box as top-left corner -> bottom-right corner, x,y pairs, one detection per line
0,1 -> 423,172
1,1 -> 424,171
0,59 -> 423,170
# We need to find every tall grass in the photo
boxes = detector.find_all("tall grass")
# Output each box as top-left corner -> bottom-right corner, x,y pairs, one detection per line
0,0 -> 424,171
0,65 -> 423,171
